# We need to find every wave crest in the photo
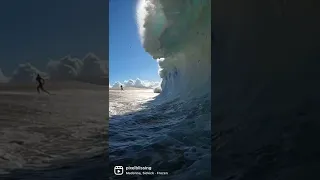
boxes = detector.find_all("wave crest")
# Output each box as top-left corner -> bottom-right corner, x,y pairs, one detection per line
137,0 -> 211,98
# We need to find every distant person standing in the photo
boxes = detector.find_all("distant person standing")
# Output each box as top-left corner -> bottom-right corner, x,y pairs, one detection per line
36,74 -> 50,94
120,85 -> 124,91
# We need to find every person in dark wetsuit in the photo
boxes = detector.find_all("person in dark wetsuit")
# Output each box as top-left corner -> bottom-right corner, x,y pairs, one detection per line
120,85 -> 124,91
36,74 -> 50,94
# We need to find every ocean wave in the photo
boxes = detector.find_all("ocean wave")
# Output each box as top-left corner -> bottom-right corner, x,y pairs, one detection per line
137,0 -> 211,99
109,1 -> 211,179
109,91 -> 211,180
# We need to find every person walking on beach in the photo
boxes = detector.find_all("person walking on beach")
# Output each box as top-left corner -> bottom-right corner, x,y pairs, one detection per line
36,74 -> 50,94
120,85 -> 124,91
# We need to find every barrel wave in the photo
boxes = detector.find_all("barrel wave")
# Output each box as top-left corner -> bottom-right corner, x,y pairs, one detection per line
137,0 -> 211,98
109,1 -> 211,179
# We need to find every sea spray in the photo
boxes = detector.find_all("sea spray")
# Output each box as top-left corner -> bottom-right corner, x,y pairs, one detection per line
137,0 -> 211,99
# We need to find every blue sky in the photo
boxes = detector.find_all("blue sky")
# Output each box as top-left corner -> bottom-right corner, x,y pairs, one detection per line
109,0 -> 160,85
0,0 -> 108,75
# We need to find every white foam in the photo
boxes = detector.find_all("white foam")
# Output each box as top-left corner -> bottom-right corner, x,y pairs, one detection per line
137,0 -> 211,99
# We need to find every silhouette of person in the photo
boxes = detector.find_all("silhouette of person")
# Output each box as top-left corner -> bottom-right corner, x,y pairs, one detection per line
36,74 -> 50,94
120,85 -> 124,91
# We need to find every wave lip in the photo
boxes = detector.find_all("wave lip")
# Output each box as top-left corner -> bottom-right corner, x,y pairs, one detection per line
137,0 -> 211,99
128,1 -> 212,179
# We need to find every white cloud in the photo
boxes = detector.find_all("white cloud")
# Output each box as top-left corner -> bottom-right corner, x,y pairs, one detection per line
46,53 -> 108,85
111,78 -> 160,89
0,52 -> 108,85
0,68 -> 9,83
110,81 -> 123,89
47,55 -> 83,80
79,53 -> 108,78
10,63 -> 48,83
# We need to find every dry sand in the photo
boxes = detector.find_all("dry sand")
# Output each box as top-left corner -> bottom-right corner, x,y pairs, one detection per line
0,81 -> 108,175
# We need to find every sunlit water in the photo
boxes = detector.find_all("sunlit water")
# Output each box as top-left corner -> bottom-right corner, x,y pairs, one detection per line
109,89 -> 211,180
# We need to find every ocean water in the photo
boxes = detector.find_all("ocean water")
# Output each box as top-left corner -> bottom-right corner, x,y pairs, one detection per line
109,0 -> 211,179
0,88 -> 108,180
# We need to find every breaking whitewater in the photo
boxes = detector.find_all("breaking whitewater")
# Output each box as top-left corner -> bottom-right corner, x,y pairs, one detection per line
109,0 -> 211,179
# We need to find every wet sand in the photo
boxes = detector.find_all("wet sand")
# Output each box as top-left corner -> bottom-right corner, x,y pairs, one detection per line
0,81 -> 108,179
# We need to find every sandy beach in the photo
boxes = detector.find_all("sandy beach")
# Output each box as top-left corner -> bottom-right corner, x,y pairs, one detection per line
0,81 -> 108,177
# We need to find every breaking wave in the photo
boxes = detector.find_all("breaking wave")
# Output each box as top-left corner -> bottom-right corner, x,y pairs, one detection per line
137,0 -> 211,99
109,0 -> 211,179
